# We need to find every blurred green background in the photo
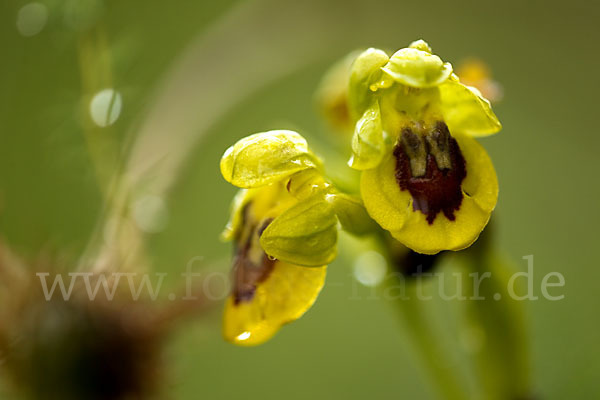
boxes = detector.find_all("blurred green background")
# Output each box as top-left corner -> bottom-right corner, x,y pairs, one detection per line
1,0 -> 599,398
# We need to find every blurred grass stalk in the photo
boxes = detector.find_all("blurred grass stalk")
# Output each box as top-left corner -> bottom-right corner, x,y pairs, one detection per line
76,22 -> 143,274
74,0 -> 349,274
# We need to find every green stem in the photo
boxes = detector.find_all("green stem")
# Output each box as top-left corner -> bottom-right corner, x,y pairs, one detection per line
457,247 -> 531,400
381,272 -> 470,400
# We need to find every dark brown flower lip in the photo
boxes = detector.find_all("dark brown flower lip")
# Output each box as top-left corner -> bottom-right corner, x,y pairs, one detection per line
232,207 -> 276,305
394,121 -> 466,224
232,247 -> 276,305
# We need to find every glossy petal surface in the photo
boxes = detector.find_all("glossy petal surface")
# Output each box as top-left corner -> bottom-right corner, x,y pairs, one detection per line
382,47 -> 453,88
220,130 -> 319,188
440,80 -> 501,137
223,262 -> 326,346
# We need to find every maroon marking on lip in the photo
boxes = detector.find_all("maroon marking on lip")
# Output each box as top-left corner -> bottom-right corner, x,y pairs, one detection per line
232,216 -> 276,305
394,124 -> 466,224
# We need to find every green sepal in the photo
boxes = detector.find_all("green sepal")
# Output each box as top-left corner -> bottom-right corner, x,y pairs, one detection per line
220,130 -> 320,188
260,195 -> 338,267
439,80 -> 501,137
349,101 -> 387,170
326,193 -> 378,236
348,48 -> 389,120
381,47 -> 453,88
408,39 -> 433,53
285,169 -> 329,201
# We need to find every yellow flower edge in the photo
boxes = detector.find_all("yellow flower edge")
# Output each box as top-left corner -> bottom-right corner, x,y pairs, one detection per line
360,134 -> 498,254
223,261 -> 327,346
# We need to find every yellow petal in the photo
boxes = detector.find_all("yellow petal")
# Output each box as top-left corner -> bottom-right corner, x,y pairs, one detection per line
455,134 -> 498,215
223,261 -> 327,346
439,80 -> 501,137
361,135 -> 497,254
391,190 -> 493,254
360,153 -> 411,234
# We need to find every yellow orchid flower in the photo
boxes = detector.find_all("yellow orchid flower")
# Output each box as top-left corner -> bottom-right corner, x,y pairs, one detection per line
220,130 -> 338,346
348,40 -> 501,255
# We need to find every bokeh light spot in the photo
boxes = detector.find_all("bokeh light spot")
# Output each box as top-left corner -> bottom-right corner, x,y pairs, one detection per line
89,88 -> 122,127
16,3 -> 48,37
353,250 -> 387,287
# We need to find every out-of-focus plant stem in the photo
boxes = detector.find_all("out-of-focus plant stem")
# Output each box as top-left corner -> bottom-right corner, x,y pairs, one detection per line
342,232 -> 469,400
373,222 -> 530,400
456,232 -> 531,400
381,272 -> 470,400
